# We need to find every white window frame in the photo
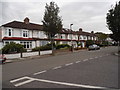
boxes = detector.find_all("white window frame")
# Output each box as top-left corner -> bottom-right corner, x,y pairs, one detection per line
5,28 -> 13,37
20,41 -> 32,49
4,41 -> 13,46
23,30 -> 29,37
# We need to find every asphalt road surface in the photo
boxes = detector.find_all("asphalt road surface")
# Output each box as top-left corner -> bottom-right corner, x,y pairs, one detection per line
2,46 -> 119,89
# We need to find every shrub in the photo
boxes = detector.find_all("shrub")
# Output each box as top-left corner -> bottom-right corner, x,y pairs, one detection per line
32,47 -> 41,52
32,44 -> 70,51
56,44 -> 70,49
86,40 -> 94,47
32,44 -> 52,51
40,45 -> 52,51
97,41 -> 109,47
2,42 -> 26,54
102,41 -> 109,46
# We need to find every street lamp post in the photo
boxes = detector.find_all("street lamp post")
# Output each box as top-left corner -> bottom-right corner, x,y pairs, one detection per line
70,24 -> 73,52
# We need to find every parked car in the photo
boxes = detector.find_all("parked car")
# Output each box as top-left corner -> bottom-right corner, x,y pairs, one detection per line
88,44 -> 100,50
0,54 -> 6,64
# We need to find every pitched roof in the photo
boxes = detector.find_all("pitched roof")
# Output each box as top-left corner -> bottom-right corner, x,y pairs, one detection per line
2,21 -> 43,30
61,28 -> 96,36
2,21 -> 96,37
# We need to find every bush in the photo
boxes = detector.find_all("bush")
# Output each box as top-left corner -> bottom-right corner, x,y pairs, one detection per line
32,44 -> 52,51
32,47 -> 41,52
97,41 -> 109,47
56,44 -> 70,49
2,42 -> 26,54
40,45 -> 52,51
86,40 -> 94,47
102,41 -> 109,46
32,44 -> 70,51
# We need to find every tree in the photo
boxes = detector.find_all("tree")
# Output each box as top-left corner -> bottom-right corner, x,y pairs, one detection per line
106,1 -> 120,45
42,2 -> 62,55
86,40 -> 94,48
95,32 -> 108,41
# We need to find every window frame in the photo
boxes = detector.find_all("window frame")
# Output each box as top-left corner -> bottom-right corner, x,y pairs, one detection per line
20,41 -> 32,49
22,30 -> 29,37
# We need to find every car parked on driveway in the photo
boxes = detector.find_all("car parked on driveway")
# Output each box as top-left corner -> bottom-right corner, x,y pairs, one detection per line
0,54 -> 6,64
88,44 -> 100,50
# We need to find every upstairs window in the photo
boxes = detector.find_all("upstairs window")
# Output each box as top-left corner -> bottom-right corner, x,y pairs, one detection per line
83,36 -> 86,39
9,29 -> 12,36
23,30 -> 29,37
61,36 -> 63,39
6,29 -> 13,36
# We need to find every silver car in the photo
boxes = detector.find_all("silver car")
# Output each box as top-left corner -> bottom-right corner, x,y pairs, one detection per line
88,44 -> 100,50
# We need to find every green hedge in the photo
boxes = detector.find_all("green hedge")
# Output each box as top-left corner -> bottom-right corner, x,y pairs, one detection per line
86,40 -> 94,47
2,42 -> 26,54
32,44 -> 52,51
56,44 -> 70,49
32,44 -> 70,51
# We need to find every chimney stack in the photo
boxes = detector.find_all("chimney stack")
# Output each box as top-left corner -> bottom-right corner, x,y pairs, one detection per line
24,17 -> 29,24
91,31 -> 94,34
79,28 -> 82,32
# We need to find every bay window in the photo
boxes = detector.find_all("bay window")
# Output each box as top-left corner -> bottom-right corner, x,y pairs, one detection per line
20,41 -> 32,49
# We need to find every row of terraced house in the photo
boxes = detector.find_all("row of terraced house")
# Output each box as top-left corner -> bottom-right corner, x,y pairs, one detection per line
0,17 -> 98,50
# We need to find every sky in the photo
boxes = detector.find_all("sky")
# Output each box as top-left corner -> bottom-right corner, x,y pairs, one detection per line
0,0 -> 119,34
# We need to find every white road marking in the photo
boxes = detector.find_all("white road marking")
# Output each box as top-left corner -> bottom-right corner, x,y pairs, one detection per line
33,70 -> 47,75
89,58 -> 93,60
94,57 -> 98,58
14,79 -> 34,87
75,61 -> 81,63
83,59 -> 89,61
99,56 -> 102,57
11,76 -> 108,89
10,76 -> 34,87
53,66 -> 62,70
10,76 -> 29,83
106,54 -> 110,56
65,63 -> 73,66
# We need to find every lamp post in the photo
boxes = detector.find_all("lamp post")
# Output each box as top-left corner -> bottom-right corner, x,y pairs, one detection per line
70,24 -> 73,52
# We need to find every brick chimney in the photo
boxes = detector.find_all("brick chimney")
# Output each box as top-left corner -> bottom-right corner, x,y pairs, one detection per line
24,17 -> 29,24
91,31 -> 94,34
79,28 -> 82,32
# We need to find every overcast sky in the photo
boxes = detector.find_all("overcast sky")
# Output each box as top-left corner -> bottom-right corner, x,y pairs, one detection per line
0,0 -> 119,34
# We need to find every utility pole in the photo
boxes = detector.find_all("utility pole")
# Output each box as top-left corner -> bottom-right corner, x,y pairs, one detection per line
70,24 -> 73,52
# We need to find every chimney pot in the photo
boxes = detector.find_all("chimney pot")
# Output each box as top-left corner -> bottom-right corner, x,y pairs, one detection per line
24,17 -> 29,24
91,31 -> 94,33
79,28 -> 82,31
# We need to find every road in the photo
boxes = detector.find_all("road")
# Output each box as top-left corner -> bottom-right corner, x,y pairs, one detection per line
2,46 -> 119,89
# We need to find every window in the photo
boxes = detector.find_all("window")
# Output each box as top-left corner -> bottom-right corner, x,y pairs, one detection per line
5,42 -> 9,45
75,35 -> 78,39
83,36 -> 86,39
79,37 -> 81,40
27,42 -> 29,48
30,42 -> 32,48
24,42 -> 26,48
5,29 -> 7,35
23,30 -> 29,37
4,41 -> 13,45
20,41 -> 32,49
8,29 -> 12,36
79,36 -> 83,40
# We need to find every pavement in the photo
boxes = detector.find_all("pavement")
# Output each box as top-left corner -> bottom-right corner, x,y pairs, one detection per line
2,46 -> 119,89
5,49 -> 87,63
